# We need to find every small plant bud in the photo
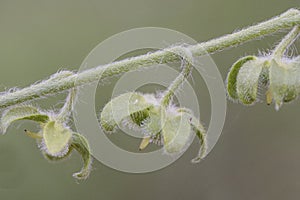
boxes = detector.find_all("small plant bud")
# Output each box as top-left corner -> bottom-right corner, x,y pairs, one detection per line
24,129 -> 42,139
139,136 -> 151,150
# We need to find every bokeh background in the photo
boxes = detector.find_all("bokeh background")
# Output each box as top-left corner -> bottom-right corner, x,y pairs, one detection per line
0,0 -> 300,199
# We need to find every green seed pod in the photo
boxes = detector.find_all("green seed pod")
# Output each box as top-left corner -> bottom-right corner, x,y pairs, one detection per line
226,56 -> 257,100
100,92 -> 154,132
236,58 -> 266,105
269,59 -> 300,110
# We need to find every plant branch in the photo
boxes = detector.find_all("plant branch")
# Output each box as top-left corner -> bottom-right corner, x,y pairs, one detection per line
0,8 -> 300,109
159,45 -> 195,106
161,61 -> 192,106
272,25 -> 300,58
57,88 -> 76,122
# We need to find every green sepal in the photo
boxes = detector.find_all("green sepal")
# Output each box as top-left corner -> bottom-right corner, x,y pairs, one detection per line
226,56 -> 256,100
43,132 -> 92,180
43,121 -> 72,156
0,105 -> 49,134
71,133 -> 92,180
178,108 -> 207,163
162,110 -> 192,154
236,58 -> 265,104
269,59 -> 300,109
100,92 -> 153,132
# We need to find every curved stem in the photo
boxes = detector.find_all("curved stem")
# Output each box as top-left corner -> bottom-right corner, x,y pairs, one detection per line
161,60 -> 192,106
57,88 -> 76,123
0,8 -> 299,109
272,25 -> 300,58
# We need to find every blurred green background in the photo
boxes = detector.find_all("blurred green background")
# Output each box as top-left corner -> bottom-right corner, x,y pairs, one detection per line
0,0 -> 300,199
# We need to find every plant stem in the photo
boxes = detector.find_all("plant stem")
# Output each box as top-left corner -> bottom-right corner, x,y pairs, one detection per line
0,8 -> 300,109
57,88 -> 76,122
161,60 -> 192,106
272,25 -> 300,58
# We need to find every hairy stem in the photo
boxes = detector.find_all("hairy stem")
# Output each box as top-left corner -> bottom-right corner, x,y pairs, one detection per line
57,88 -> 76,122
0,8 -> 300,109
161,60 -> 192,106
272,25 -> 300,58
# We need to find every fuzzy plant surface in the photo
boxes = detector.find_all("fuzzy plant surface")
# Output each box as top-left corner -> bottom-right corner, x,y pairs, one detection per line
227,26 -> 300,110
0,88 -> 92,180
0,8 -> 299,180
